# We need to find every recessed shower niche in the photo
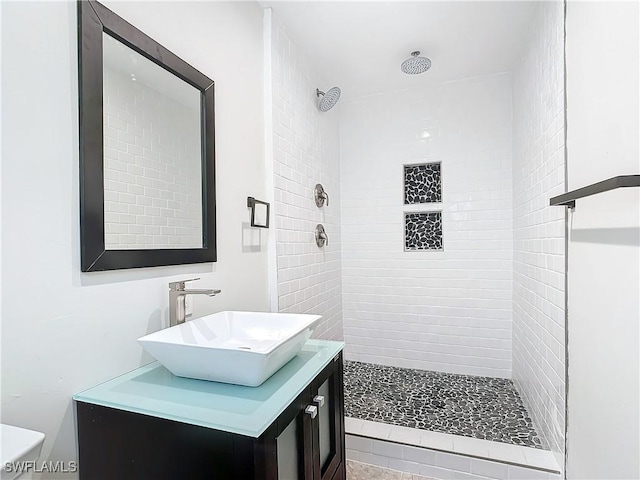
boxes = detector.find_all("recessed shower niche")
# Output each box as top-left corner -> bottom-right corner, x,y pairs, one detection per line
404,162 -> 442,205
404,211 -> 443,251
403,162 -> 443,251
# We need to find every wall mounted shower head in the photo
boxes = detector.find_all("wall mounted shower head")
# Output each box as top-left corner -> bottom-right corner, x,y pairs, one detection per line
401,51 -> 431,75
316,87 -> 341,112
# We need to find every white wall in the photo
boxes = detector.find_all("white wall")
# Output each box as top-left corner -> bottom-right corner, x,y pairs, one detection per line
267,11 -> 343,341
0,1 -> 268,477
511,0 -> 566,462
339,74 -> 514,378
565,1 -> 640,478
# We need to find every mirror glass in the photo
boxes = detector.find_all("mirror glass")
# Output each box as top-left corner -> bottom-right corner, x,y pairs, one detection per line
102,33 -> 203,250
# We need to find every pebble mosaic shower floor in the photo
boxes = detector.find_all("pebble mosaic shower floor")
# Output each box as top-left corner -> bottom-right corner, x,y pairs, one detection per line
344,361 -> 546,449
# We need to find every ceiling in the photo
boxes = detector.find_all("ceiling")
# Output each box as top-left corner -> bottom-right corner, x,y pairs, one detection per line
261,1 -> 538,100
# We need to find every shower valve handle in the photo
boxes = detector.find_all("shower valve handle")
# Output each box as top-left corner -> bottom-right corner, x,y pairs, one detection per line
315,224 -> 328,247
314,184 -> 329,207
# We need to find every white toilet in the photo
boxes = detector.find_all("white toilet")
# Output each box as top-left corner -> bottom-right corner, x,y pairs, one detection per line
0,424 -> 45,480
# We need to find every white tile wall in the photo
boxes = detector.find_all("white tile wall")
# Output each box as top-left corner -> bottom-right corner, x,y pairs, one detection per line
339,74 -> 514,377
103,68 -> 202,249
511,0 -> 566,462
269,13 -> 343,340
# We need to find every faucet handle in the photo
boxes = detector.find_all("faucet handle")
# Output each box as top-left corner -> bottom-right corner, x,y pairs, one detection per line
315,224 -> 328,247
169,278 -> 200,290
314,184 -> 329,208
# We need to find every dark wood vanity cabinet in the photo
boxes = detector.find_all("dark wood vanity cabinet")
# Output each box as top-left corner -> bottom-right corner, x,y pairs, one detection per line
76,352 -> 345,480
270,352 -> 345,480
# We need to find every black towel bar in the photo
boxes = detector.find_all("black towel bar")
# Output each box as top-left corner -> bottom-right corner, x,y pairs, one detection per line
550,175 -> 640,208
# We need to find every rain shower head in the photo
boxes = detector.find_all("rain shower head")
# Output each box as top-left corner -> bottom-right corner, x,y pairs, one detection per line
401,51 -> 432,75
316,87 -> 341,112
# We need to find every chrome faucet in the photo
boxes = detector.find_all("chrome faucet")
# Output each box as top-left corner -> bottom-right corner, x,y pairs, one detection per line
169,278 -> 221,327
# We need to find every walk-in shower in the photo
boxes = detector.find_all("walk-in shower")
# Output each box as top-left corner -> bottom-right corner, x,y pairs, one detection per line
268,0 -> 565,475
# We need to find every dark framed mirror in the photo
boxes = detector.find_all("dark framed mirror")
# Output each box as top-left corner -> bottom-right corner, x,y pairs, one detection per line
78,0 -> 216,272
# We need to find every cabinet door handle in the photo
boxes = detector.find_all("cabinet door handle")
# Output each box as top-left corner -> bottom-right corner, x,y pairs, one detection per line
313,395 -> 325,407
305,405 -> 318,419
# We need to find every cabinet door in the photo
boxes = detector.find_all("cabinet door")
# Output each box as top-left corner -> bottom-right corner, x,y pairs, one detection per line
272,387 -> 314,480
310,353 -> 344,480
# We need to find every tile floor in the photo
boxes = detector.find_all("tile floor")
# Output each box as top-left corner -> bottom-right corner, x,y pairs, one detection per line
346,460 -> 435,480
344,361 -> 545,449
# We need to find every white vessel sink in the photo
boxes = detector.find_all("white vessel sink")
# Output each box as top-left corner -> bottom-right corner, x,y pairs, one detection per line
138,311 -> 322,386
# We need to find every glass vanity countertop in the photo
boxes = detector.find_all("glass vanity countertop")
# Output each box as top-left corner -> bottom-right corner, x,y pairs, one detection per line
73,339 -> 344,438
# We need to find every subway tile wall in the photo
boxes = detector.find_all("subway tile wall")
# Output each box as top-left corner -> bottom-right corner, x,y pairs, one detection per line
270,14 -> 343,340
103,68 -> 203,249
339,74 -> 514,377
512,0 -> 566,463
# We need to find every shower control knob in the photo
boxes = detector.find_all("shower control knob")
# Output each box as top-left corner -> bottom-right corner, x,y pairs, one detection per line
315,224 -> 328,247
305,405 -> 318,419
314,184 -> 329,207
313,395 -> 325,407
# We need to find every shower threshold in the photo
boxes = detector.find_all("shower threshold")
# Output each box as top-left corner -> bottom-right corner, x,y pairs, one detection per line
343,361 -> 561,475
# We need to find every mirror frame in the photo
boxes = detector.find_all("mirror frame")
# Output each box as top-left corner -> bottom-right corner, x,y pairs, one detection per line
78,0 -> 216,272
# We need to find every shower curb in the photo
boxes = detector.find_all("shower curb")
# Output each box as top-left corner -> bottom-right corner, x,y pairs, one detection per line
345,417 -> 562,479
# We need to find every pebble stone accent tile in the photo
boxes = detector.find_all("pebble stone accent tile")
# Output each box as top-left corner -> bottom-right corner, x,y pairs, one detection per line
346,460 -> 435,480
344,361 -> 547,449
404,163 -> 442,204
405,212 -> 443,251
